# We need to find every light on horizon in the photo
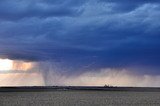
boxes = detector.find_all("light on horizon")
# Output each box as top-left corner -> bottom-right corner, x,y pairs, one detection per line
0,58 -> 34,72
0,59 -> 13,71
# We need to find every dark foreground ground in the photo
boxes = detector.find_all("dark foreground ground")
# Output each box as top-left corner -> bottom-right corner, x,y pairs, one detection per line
0,87 -> 160,106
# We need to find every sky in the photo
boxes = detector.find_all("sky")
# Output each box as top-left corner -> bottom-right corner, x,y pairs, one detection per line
0,0 -> 160,86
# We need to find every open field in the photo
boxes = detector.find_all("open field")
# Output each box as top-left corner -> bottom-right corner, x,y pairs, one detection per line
0,87 -> 160,106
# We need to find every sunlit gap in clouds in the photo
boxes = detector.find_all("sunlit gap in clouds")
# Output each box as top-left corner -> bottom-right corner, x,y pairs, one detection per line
0,58 -> 34,72
0,58 -> 45,86
0,59 -> 13,71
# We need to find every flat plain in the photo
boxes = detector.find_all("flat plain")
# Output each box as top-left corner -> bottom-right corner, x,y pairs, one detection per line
0,89 -> 160,106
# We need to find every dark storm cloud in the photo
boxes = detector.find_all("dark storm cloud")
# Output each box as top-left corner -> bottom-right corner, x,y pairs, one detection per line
0,0 -> 160,71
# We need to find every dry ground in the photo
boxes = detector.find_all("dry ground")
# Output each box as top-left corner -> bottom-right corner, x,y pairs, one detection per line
0,91 -> 160,106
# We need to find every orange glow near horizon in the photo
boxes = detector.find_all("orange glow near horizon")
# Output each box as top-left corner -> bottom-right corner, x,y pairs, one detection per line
12,61 -> 34,71
0,59 -> 34,71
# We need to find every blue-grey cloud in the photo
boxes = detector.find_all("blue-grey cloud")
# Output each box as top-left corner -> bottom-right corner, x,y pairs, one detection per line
0,0 -> 160,73
0,0 -> 85,20
100,0 -> 160,12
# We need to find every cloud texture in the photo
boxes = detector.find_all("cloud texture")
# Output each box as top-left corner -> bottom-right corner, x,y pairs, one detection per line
0,0 -> 160,86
